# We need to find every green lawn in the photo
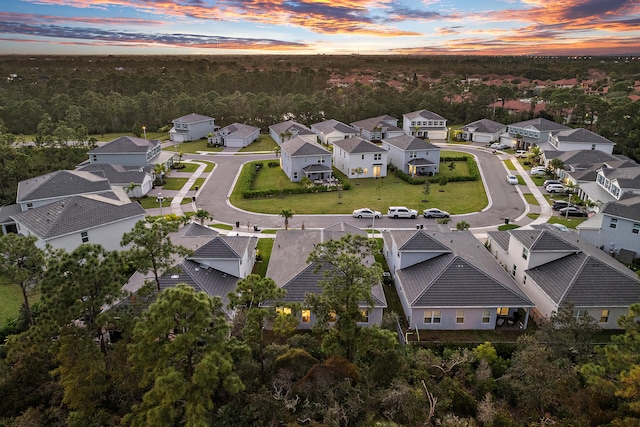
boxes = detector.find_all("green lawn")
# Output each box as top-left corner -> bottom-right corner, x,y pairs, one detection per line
527,213 -> 540,219
498,224 -> 521,231
210,223 -> 233,230
0,279 -> 23,324
252,239 -> 274,277
231,155 -> 488,215
172,140 -> 225,154
191,178 -> 205,191
174,163 -> 199,173
239,134 -> 278,152
135,196 -> 193,209
504,160 -> 517,171
516,176 -> 526,185
161,178 -> 188,190
523,193 -> 539,205
548,215 -> 587,229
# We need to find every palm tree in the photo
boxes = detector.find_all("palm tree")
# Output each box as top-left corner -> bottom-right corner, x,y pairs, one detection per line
194,209 -> 212,225
549,158 -> 564,179
527,146 -> 543,166
123,181 -> 140,197
274,146 -> 281,158
279,209 -> 294,231
456,221 -> 470,231
153,163 -> 167,185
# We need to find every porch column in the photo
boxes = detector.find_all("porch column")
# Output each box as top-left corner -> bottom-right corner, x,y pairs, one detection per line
522,308 -> 530,329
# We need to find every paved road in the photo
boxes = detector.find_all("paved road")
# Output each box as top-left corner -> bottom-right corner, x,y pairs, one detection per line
148,142 -> 551,233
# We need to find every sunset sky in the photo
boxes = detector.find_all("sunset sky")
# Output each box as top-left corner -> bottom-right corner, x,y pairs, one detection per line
1,0 -> 639,56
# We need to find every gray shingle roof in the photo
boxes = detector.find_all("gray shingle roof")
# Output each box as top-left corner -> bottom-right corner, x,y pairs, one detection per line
77,163 -> 147,186
461,118 -> 506,133
526,252 -> 640,306
182,222 -> 220,238
12,193 -> 145,240
398,230 -> 452,252
189,235 -> 255,260
173,113 -> 215,124
555,149 -> 622,169
281,136 -> 331,157
602,194 -> 640,222
509,117 -> 570,131
301,164 -> 332,173
88,136 -> 158,154
0,203 -> 21,223
350,115 -> 400,132
17,170 -> 112,203
269,120 -> 314,136
333,137 -> 386,154
219,122 -> 260,138
311,119 -> 355,135
510,229 -> 578,251
383,135 -> 440,151
487,231 -> 510,251
158,260 -> 238,318
602,166 -> 640,189
404,109 -> 447,121
552,127 -> 614,145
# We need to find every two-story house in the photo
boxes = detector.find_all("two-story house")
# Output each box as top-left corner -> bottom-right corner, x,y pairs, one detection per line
487,227 -> 640,328
382,135 -> 441,175
402,110 -> 448,140
500,117 -> 570,150
280,136 -> 333,182
547,127 -> 615,154
460,119 -> 506,144
88,136 -> 175,170
77,163 -> 154,198
595,165 -> 640,201
310,119 -> 357,145
169,113 -> 218,142
269,120 -> 316,145
332,137 -> 387,178
208,122 -> 260,148
350,115 -> 404,142
383,229 -> 533,330
263,224 -> 387,330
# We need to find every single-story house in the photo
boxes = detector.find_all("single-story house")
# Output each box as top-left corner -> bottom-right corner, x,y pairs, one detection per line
280,136 -> 333,182
382,134 -> 441,175
350,115 -> 405,142
263,223 -> 387,329
269,120 -> 317,145
310,119 -> 358,145
487,226 -> 640,328
169,113 -> 219,142
402,110 -> 448,140
460,119 -> 506,144
208,123 -> 260,148
383,229 -> 534,330
332,137 -> 387,178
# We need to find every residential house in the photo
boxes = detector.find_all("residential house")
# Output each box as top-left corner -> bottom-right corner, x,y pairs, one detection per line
487,227 -> 640,328
264,223 -> 387,329
88,136 -> 175,170
402,110 -> 448,140
459,119 -> 506,144
547,128 -> 615,154
500,118 -> 570,150
11,192 -> 145,252
383,229 -> 534,330
208,123 -> 260,148
595,165 -> 640,201
578,194 -> 640,261
489,99 -> 546,116
382,134 -> 441,175
0,204 -> 21,235
77,163 -> 154,198
310,119 -> 357,145
269,120 -> 316,145
280,136 -> 333,182
333,137 -> 387,178
350,115 -> 404,142
169,113 -> 218,142
187,234 -> 257,280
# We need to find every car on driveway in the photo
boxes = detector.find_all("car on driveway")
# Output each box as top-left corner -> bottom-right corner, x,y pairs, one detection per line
546,184 -> 567,193
551,223 -> 570,232
531,167 -> 547,176
352,208 -> 381,218
387,206 -> 418,219
423,208 -> 450,218
558,206 -> 588,217
506,174 -> 518,185
552,200 -> 575,210
491,143 -> 511,150
543,179 -> 562,187
516,150 -> 528,158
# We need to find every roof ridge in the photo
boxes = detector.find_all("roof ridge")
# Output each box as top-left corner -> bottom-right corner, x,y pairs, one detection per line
410,253 -> 453,305
216,236 -> 241,257
557,253 -> 589,304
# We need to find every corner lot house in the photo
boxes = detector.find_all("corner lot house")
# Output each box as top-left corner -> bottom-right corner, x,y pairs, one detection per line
350,115 -> 404,142
402,109 -> 448,140
280,136 -> 332,182
169,113 -> 218,142
208,122 -> 260,148
264,223 -> 387,329
88,136 -> 175,170
310,119 -> 357,145
460,119 -> 506,144
383,229 -> 533,330
487,227 -> 640,328
548,127 -> 615,154
382,134 -> 441,175
500,117 -> 569,149
269,120 -> 316,145
12,193 -> 145,252
578,194 -> 640,260
333,137 -> 387,178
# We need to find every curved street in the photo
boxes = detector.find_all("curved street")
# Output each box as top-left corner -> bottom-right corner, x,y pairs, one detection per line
148,142 -> 552,234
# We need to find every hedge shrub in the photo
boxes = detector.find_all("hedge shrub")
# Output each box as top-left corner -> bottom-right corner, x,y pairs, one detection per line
394,155 -> 480,185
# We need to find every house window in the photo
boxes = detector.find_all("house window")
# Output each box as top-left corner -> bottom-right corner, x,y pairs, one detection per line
591,144 -> 596,150
423,310 -> 441,324
497,307 -> 509,316
318,158 -> 325,163
409,151 -> 417,158
482,310 -> 491,323
301,310 -> 311,323
81,231 -> 89,243
362,155 -> 365,160
26,203 -> 33,210
573,309 -> 589,320
293,172 -> 298,179
511,264 -> 517,277
276,307 -> 292,316
522,248 -> 529,260
360,310 -> 369,323
456,310 -> 465,324
610,218 -> 618,229
600,309 -> 610,323
374,153 -> 382,161
328,310 -> 337,322
633,223 -> 640,235
523,275 -> 527,285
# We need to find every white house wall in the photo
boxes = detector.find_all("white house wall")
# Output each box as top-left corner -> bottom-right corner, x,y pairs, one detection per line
409,307 -> 497,330
581,215 -> 640,256
333,148 -> 387,178
196,259 -> 240,278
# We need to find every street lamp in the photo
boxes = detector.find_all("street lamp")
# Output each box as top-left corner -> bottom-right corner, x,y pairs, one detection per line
448,127 -> 451,144
156,193 -> 164,216
142,125 -> 147,139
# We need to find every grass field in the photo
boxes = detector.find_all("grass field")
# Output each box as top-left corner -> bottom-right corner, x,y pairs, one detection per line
135,196 -> 192,208
239,134 -> 278,152
0,279 -> 23,324
504,160 -> 517,171
172,140 -> 225,154
161,178 -> 188,190
231,153 -> 488,215
191,178 -> 206,191
548,215 -> 587,229
523,193 -> 539,205
252,239 -> 274,277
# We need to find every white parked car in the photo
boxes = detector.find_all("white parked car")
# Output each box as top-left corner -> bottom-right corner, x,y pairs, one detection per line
530,167 -> 547,176
516,150 -> 528,158
506,174 -> 518,185
387,206 -> 418,219
546,184 -> 567,193
423,208 -> 450,218
352,208 -> 381,218
491,143 -> 511,150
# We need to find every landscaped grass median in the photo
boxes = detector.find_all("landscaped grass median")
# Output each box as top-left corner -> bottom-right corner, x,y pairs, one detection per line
230,154 -> 488,215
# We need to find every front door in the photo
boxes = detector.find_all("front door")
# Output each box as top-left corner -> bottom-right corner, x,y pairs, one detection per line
373,164 -> 381,178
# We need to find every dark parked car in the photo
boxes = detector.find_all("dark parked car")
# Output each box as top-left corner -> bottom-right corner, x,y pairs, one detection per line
552,200 -> 575,211
558,206 -> 588,217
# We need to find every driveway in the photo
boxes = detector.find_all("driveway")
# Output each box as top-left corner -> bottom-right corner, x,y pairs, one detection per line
146,144 -> 550,232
